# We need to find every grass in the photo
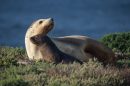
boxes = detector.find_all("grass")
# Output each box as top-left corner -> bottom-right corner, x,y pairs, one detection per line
0,32 -> 130,86
0,46 -> 130,86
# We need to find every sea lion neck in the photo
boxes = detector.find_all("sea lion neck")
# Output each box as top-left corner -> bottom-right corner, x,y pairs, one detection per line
42,36 -> 57,47
30,35 -> 58,48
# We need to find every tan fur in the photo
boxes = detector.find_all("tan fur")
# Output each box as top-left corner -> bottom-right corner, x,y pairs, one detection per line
25,18 -> 54,60
25,18 -> 82,64
25,18 -> 116,64
29,35 -> 82,63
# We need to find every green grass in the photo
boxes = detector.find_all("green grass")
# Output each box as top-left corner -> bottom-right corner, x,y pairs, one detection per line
0,46 -> 130,86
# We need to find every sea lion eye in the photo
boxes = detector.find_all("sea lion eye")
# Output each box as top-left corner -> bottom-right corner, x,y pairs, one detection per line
39,21 -> 43,24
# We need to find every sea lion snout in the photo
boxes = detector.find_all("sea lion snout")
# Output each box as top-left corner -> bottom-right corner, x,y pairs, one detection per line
31,18 -> 54,36
38,18 -> 53,25
42,18 -> 54,34
44,18 -> 54,24
48,18 -> 53,22
40,18 -> 54,27
46,18 -> 54,27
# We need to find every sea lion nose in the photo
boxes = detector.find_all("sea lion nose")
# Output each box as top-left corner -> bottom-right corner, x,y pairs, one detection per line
48,18 -> 53,22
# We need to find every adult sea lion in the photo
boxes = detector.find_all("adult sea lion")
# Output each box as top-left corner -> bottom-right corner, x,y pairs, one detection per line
25,18 -> 116,64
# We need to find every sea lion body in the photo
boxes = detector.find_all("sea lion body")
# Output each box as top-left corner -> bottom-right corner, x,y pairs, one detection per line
52,36 -> 116,64
30,35 -> 82,63
51,36 -> 92,62
25,18 -> 116,64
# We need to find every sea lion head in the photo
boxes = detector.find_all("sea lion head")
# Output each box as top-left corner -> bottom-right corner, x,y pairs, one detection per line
25,18 -> 55,61
29,18 -> 54,36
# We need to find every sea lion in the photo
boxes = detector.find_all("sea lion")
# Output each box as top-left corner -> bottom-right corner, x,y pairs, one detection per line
25,18 -> 116,64
25,18 -> 82,64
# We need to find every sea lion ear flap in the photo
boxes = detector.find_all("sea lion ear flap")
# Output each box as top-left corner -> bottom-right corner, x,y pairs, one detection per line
30,35 -> 43,45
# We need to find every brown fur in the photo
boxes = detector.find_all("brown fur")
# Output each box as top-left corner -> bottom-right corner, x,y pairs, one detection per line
52,36 -> 116,64
25,18 -> 82,64
30,35 -> 82,64
25,18 -> 54,60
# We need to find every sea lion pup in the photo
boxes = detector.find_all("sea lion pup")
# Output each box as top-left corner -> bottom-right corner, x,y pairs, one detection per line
25,18 -> 82,64
52,36 -> 116,64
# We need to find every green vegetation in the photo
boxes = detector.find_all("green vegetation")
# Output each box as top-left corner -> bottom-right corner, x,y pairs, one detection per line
0,46 -> 27,67
0,32 -> 130,86
0,46 -> 130,86
100,32 -> 130,54
100,32 -> 130,66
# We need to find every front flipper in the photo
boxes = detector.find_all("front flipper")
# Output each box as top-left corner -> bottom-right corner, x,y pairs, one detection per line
30,35 -> 43,45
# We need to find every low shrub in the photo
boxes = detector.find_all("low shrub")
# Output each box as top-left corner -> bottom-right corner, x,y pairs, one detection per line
0,41 -> 130,86
100,32 -> 130,54
0,46 -> 27,67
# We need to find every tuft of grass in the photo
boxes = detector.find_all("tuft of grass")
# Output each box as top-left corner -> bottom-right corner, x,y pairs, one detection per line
0,46 -> 27,67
